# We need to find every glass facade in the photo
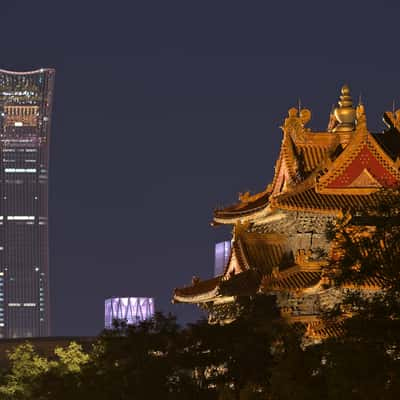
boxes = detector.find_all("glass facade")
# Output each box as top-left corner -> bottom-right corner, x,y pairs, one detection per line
214,241 -> 231,277
0,69 -> 55,338
104,297 -> 155,329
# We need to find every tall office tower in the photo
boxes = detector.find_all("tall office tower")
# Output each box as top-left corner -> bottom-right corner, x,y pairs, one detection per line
0,69 -> 55,338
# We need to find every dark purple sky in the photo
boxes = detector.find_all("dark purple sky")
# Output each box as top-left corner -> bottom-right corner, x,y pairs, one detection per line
1,1 -> 399,335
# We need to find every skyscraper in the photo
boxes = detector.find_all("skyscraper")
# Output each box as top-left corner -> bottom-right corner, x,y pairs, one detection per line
0,69 -> 55,338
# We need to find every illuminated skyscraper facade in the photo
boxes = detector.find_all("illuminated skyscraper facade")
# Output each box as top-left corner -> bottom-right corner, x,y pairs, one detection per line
0,69 -> 55,338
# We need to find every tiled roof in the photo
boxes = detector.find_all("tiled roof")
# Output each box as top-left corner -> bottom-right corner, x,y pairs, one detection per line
308,320 -> 345,339
219,270 -> 261,297
213,190 -> 271,221
173,233 -> 289,303
261,265 -> 321,291
213,133 -> 337,222
173,276 -> 221,303
240,234 -> 289,274
297,143 -> 333,172
173,270 -> 262,303
342,276 -> 384,289
317,129 -> 400,193
272,186 -> 399,213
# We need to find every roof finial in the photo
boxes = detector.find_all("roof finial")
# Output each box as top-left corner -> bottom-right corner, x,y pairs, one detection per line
298,97 -> 302,114
333,84 -> 356,132
327,103 -> 338,132
358,93 -> 363,106
392,99 -> 396,117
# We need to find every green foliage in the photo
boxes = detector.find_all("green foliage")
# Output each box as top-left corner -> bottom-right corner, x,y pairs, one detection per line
0,343 -> 52,399
54,342 -> 89,374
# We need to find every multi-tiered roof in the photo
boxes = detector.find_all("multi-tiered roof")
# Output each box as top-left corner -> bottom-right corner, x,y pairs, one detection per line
173,86 -> 400,332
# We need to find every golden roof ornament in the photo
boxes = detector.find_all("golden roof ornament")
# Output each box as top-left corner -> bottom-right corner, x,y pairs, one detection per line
355,96 -> 367,130
333,84 -> 356,132
327,104 -> 337,132
282,106 -> 311,142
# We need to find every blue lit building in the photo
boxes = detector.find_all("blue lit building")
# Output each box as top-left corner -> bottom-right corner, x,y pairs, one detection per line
214,241 -> 231,277
104,297 -> 155,329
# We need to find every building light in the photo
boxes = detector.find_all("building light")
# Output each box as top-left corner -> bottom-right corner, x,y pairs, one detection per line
14,122 -> 23,127
4,168 -> 36,173
8,303 -> 21,307
23,303 -> 36,307
7,216 -> 35,221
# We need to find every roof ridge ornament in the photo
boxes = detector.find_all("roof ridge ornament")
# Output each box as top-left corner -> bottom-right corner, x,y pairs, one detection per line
333,85 -> 356,132
383,107 -> 400,132
327,103 -> 337,132
282,106 -> 311,142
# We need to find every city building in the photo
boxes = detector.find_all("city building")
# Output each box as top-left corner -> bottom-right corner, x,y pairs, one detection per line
0,69 -> 55,338
104,297 -> 155,329
214,241 -> 231,277
173,85 -> 400,341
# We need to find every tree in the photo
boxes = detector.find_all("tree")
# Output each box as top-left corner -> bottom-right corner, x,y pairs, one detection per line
30,342 -> 90,400
312,195 -> 400,399
182,295 -> 282,400
0,343 -> 52,399
54,342 -> 89,374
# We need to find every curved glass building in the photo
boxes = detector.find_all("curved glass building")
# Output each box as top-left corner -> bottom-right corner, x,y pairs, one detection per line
105,297 -> 155,329
0,69 -> 55,337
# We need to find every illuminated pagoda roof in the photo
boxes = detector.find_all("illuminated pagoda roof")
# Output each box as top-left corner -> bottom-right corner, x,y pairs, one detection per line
173,85 -> 400,333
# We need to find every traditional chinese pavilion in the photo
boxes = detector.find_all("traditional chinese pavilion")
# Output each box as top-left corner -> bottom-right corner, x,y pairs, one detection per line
173,86 -> 400,340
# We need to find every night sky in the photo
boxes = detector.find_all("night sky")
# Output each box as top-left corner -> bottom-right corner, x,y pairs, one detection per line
1,1 -> 399,335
